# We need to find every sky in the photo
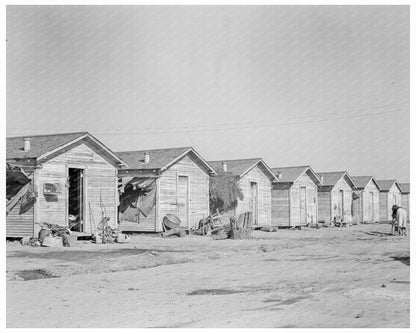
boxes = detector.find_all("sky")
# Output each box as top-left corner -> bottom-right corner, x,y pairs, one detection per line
6,5 -> 410,182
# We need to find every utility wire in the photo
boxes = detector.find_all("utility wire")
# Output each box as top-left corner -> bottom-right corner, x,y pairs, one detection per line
68,108 -> 407,136
7,102 -> 409,133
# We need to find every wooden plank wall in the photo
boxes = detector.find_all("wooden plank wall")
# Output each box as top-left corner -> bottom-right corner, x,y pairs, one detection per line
6,200 -> 34,237
235,165 -> 272,226
271,186 -> 290,226
362,181 -> 380,223
158,154 -> 210,231
330,176 -> 353,223
352,190 -> 362,224
37,143 -> 118,235
380,185 -> 402,222
379,192 -> 388,221
290,173 -> 318,226
401,193 -> 410,220
317,191 -> 331,223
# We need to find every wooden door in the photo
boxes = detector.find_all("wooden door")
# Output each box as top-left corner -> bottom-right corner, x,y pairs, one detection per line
177,175 -> 189,227
370,192 -> 374,222
300,187 -> 307,225
250,182 -> 258,225
339,190 -> 344,220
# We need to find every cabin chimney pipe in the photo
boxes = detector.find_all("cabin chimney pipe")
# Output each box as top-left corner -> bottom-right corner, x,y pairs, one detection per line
23,138 -> 31,152
222,162 -> 227,172
320,175 -> 324,183
144,152 -> 150,164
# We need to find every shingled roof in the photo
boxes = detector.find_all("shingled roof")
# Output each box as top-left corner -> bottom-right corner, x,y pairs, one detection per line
271,165 -> 321,185
317,171 -> 356,189
350,176 -> 380,190
209,158 -> 277,181
117,147 -> 216,174
7,132 -> 125,165
398,183 -> 410,194
377,180 -> 402,192
7,132 -> 88,159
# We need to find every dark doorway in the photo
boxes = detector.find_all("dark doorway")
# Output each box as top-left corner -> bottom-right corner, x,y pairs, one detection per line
68,168 -> 84,232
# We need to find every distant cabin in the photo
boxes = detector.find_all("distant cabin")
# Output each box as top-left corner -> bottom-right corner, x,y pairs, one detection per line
350,176 -> 380,224
6,132 -> 125,238
377,180 -> 402,222
209,158 -> 277,227
398,183 -> 410,220
316,172 -> 356,224
270,166 -> 321,227
117,147 -> 216,232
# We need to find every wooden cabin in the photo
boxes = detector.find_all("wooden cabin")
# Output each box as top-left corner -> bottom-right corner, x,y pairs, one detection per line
316,172 -> 356,225
377,180 -> 402,222
398,183 -> 410,220
117,147 -> 216,232
350,176 -> 380,224
6,132 -> 125,238
270,166 -> 321,228
208,158 -> 278,227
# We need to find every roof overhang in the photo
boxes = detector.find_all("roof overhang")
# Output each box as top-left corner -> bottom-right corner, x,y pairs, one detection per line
160,147 -> 217,175
293,166 -> 322,186
240,159 -> 278,182
36,133 -> 127,166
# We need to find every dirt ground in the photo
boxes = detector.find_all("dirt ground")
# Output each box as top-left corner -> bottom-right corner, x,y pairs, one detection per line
6,223 -> 410,328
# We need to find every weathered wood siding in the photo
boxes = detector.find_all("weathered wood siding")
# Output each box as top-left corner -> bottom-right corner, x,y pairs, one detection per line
330,176 -> 353,223
379,184 -> 402,221
290,173 -> 318,226
271,186 -> 290,226
36,143 -> 118,236
318,191 -> 331,224
6,198 -> 34,237
235,165 -> 272,226
363,181 -> 380,223
401,193 -> 410,220
158,155 -> 210,230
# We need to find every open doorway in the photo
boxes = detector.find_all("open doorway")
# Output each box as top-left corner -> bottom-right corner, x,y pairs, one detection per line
68,168 -> 84,232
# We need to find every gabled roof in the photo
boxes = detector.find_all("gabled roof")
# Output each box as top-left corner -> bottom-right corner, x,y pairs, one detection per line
376,179 -> 402,192
350,176 -> 380,190
317,171 -> 356,189
398,183 -> 410,194
271,165 -> 321,185
7,132 -> 126,165
117,147 -> 216,174
208,158 -> 277,182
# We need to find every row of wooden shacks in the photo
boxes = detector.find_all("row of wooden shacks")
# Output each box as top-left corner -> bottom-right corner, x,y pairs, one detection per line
6,132 -> 411,238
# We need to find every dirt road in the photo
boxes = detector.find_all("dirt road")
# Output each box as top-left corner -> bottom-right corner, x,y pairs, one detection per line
6,223 -> 410,328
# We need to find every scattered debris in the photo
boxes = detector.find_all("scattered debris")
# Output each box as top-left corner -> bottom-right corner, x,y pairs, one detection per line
162,214 -> 186,237
93,217 -> 121,244
354,310 -> 365,318
381,284 -> 386,288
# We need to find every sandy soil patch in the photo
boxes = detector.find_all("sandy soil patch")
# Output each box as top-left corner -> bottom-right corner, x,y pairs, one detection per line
6,223 -> 409,328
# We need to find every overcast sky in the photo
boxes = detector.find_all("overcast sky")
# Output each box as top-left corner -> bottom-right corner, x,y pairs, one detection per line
6,5 -> 410,181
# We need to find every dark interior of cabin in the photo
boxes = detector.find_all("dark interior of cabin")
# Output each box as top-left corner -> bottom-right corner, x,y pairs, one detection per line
68,168 -> 84,232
